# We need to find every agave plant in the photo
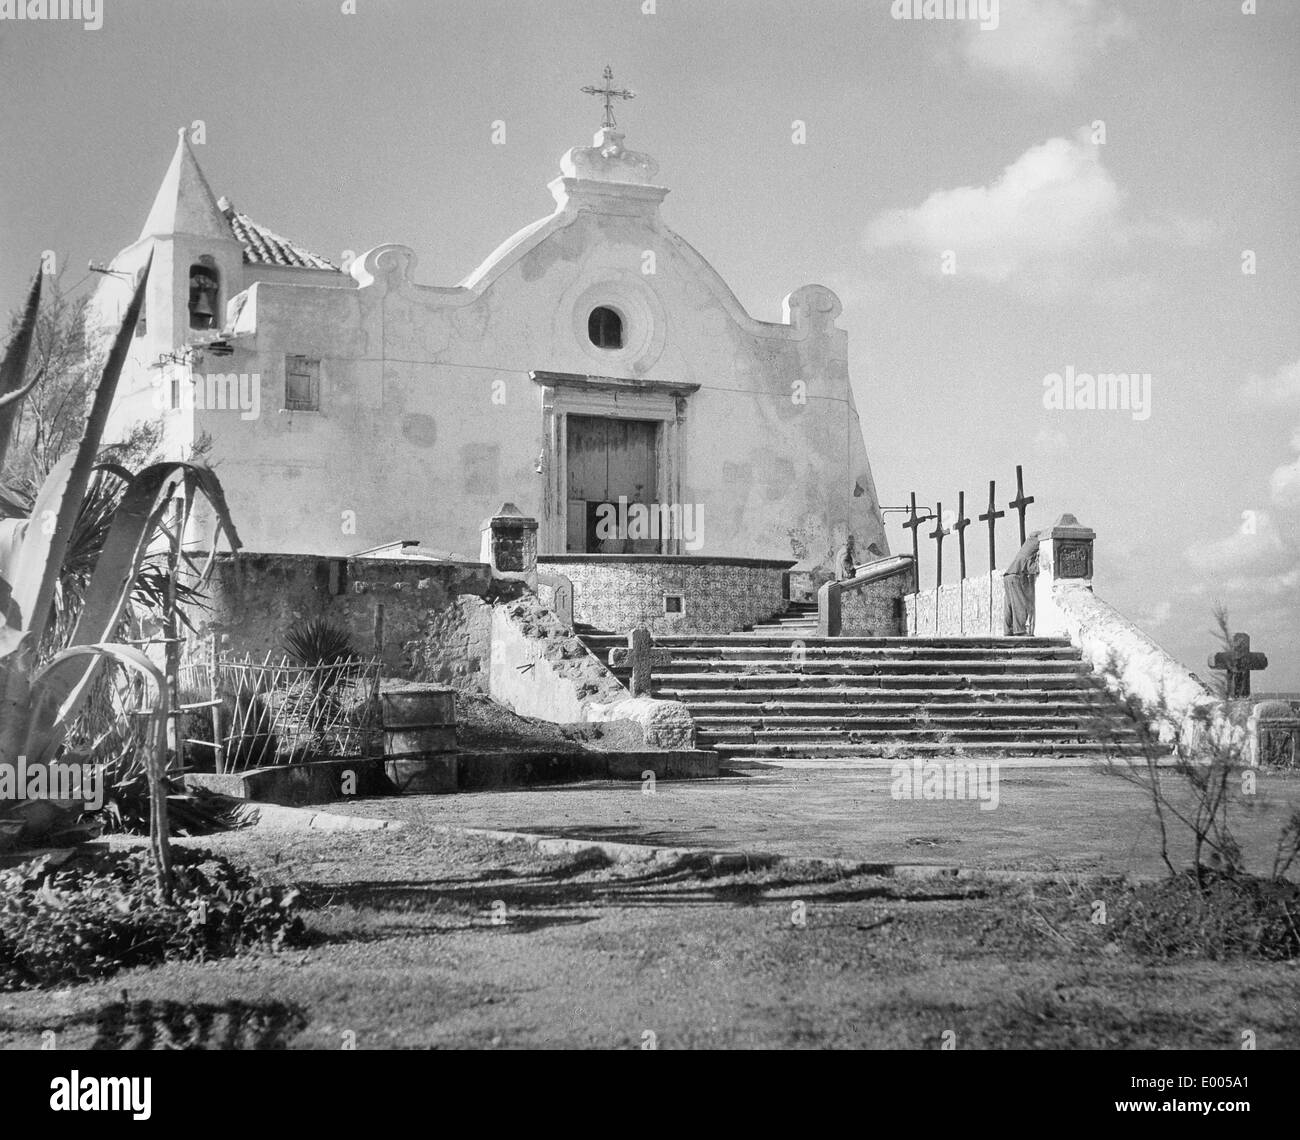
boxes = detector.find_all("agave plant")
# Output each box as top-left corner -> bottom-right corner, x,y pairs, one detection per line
282,617 -> 357,668
0,260 -> 241,900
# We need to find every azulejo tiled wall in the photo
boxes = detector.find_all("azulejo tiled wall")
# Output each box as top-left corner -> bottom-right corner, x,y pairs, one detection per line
539,555 -> 794,635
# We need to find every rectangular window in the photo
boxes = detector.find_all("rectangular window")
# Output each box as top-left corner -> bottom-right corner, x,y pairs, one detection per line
285,355 -> 320,411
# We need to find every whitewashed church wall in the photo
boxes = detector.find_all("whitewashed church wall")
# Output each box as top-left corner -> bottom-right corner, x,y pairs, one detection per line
114,190 -> 889,573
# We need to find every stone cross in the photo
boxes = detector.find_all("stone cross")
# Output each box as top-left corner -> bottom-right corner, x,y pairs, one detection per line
902,491 -> 925,593
953,490 -> 971,580
1209,632 -> 1269,699
536,570 -> 574,632
608,627 -> 671,697
978,481 -> 1005,572
581,65 -> 635,130
1008,465 -> 1035,546
929,502 -> 947,590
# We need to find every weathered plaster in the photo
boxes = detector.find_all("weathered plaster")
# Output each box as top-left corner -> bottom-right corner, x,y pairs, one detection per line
98,127 -> 888,574
195,552 -> 492,683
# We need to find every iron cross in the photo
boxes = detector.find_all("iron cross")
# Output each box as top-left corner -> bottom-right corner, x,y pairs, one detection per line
902,491 -> 926,593
953,491 -> 971,580
929,501 -> 947,590
1008,465 -> 1035,546
581,65 -> 635,130
1208,632 -> 1268,699
978,480 -> 1005,571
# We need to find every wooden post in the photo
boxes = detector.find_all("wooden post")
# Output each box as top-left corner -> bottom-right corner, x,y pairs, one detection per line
163,497 -> 183,765
209,638 -> 225,776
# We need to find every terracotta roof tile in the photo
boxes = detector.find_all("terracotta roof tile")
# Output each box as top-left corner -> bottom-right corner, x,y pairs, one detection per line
225,209 -> 340,271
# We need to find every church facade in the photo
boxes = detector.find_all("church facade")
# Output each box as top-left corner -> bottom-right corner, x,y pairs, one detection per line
93,112 -> 888,576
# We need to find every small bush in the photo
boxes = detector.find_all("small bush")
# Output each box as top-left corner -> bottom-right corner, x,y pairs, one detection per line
0,846 -> 306,990
1108,872 -> 1300,961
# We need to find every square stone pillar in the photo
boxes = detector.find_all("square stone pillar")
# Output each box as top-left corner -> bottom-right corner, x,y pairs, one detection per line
480,502 -> 538,591
1034,513 -> 1095,636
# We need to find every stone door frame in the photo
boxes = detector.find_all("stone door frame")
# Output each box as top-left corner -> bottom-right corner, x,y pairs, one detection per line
530,370 -> 700,556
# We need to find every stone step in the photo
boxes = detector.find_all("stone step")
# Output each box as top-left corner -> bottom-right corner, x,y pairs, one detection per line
692,713 -> 1140,731
601,645 -> 1084,661
720,753 -> 1151,769
697,726 -> 1141,745
581,635 -> 1073,650
685,699 -> 1128,717
660,684 -> 1109,703
642,660 -> 1092,676
713,741 -> 1150,759
655,673 -> 1106,691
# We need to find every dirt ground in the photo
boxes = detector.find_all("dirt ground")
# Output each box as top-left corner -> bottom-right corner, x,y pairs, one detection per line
327,766 -> 1300,880
3,770 -> 1299,1050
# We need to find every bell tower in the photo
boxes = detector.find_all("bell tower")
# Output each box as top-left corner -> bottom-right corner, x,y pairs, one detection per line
133,127 -> 245,359
91,127 -> 247,458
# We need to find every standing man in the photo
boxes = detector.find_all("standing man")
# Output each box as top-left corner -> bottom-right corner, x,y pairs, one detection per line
1003,530 -> 1041,636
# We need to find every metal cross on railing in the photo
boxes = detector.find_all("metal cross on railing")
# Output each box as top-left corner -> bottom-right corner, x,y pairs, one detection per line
1209,632 -> 1269,699
901,491 -> 927,593
581,65 -> 636,130
1008,464 -> 1035,546
608,627 -> 671,697
929,502 -> 948,590
978,480 -> 1005,572
953,491 -> 971,580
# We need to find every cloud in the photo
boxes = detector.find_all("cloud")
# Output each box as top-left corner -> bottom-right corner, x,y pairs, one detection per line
1246,358 -> 1300,405
959,0 -> 1134,92
1186,358 -> 1300,597
1268,440 -> 1300,513
865,129 -> 1203,295
1186,511 -> 1294,580
1033,427 -> 1071,455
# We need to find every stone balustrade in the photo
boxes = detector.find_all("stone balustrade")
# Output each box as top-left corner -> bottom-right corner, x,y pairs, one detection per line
818,554 -> 914,636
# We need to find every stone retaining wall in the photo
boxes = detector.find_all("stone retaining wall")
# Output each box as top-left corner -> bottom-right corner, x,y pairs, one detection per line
194,552 -> 493,687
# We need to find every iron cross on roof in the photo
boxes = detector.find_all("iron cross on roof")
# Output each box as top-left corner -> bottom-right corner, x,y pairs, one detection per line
581,65 -> 635,130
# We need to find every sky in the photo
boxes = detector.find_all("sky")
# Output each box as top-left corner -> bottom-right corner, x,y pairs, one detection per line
0,0 -> 1297,688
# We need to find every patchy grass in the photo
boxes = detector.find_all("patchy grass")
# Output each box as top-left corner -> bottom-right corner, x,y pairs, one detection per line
2,814 -> 1298,1049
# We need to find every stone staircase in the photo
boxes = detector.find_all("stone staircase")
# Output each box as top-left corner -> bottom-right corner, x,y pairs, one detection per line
580,603 -> 1151,766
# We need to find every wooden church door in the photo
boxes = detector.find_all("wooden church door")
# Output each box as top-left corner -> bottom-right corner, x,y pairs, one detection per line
565,415 -> 660,553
